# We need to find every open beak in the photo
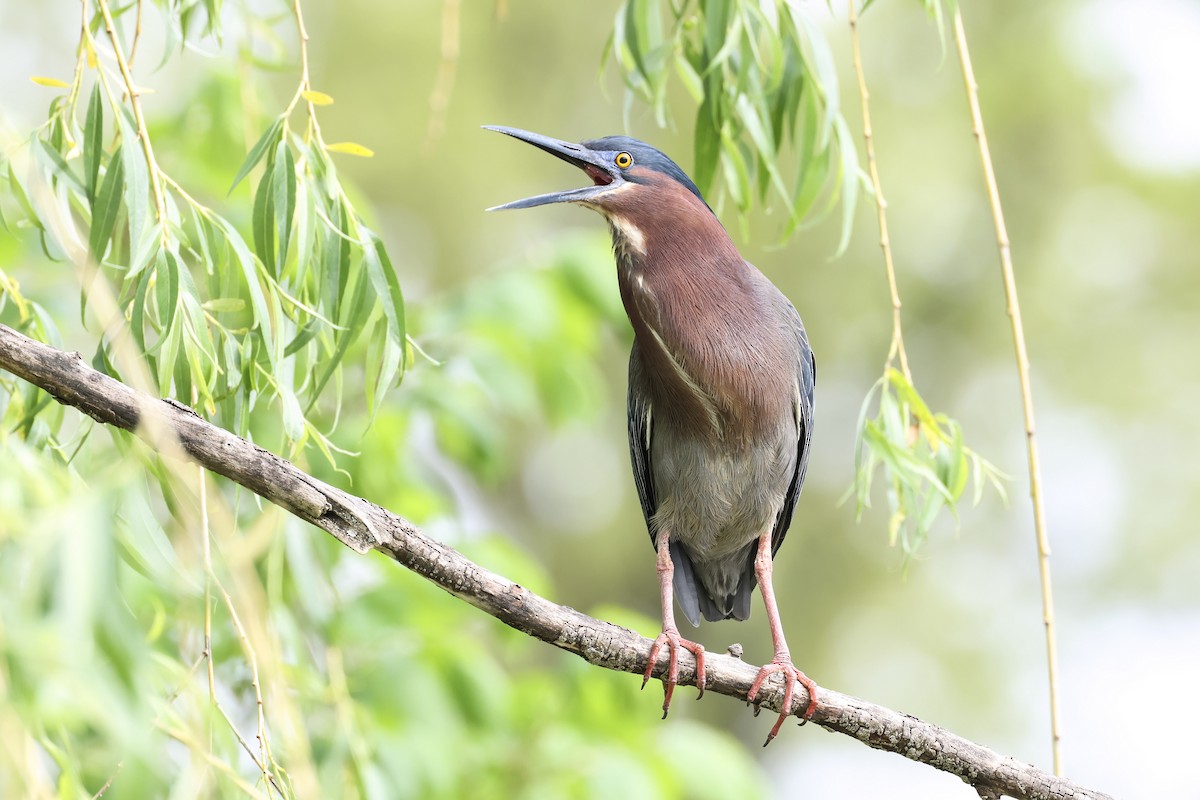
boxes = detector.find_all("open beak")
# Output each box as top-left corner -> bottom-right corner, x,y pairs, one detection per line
484,125 -> 623,210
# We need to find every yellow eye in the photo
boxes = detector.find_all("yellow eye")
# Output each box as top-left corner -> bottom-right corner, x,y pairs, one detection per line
614,151 -> 633,169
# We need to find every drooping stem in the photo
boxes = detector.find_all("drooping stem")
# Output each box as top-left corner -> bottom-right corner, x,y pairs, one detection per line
95,0 -> 168,246
284,0 -> 324,142
848,0 -> 911,382
128,0 -> 144,67
424,0 -> 462,152
952,8 -> 1063,776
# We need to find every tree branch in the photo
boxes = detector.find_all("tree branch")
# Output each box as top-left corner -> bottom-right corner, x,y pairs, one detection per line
0,322 -> 1113,800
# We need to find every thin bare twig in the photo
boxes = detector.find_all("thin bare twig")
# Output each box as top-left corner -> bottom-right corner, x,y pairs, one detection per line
89,762 -> 122,799
155,721 -> 270,799
95,0 -> 168,246
202,460 -> 217,709
0,322 -> 1114,800
284,0 -> 323,142
952,8 -> 1063,775
848,0 -> 910,381
215,577 -> 284,797
424,0 -> 462,152
128,0 -> 144,67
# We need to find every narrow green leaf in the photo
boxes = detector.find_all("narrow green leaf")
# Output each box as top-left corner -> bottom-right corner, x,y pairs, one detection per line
308,256 -> 369,409
735,93 -> 790,204
852,377 -> 884,499
916,487 -> 946,541
91,340 -> 116,377
673,51 -> 704,103
117,108 -> 149,249
328,200 -> 352,319
182,296 -> 217,407
888,368 -> 937,430
293,175 -> 315,286
6,163 -> 41,233
833,117 -> 861,257
702,0 -> 731,58
211,217 -> 272,341
127,221 -> 162,279
155,250 -> 180,337
855,448 -> 879,516
944,429 -> 970,503
173,323 -> 193,404
33,138 -> 85,196
228,115 -> 284,194
880,386 -> 907,444
283,318 -> 321,357
272,140 -> 296,273
156,314 -> 181,397
693,96 -> 720,196
790,6 -> 840,150
130,257 -> 154,353
788,157 -> 828,233
280,383 -> 304,441
370,323 -> 403,418
252,163 -> 275,276
705,10 -> 742,72
621,0 -> 647,89
202,298 -> 245,313
88,155 -> 124,263
360,228 -> 405,345
719,131 -> 751,212
985,461 -> 1010,504
83,83 -> 103,205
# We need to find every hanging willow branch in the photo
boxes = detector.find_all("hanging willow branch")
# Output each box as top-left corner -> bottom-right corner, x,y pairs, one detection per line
952,7 -> 1063,775
0,322 -> 1112,800
846,0 -> 1006,557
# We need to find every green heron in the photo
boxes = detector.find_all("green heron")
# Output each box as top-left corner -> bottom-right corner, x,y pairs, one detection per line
486,126 -> 818,744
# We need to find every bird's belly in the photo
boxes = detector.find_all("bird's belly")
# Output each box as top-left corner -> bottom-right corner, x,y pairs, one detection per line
650,426 -> 794,559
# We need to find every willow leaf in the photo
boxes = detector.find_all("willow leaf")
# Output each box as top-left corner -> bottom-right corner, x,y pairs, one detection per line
228,115 -> 284,194
88,155 -> 124,264
272,141 -> 296,274
83,83 -> 103,205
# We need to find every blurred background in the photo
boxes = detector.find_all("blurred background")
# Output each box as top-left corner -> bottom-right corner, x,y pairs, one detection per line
1,0 -> 1197,798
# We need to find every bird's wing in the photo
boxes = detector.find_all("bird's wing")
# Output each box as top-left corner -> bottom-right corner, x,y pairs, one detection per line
770,308 -> 816,558
627,341 -> 657,537
629,341 -> 705,627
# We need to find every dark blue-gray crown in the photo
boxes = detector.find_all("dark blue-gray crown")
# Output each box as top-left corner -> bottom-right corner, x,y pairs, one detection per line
582,135 -> 710,210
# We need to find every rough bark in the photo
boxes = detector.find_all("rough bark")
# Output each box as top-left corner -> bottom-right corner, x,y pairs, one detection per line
0,323 -> 1115,800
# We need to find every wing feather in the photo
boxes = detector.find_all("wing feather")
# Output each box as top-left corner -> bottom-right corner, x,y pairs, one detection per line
628,341 -> 703,626
627,341 -> 657,539
770,309 -> 816,557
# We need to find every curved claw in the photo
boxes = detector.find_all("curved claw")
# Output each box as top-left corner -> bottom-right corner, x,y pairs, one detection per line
746,658 -> 818,746
641,629 -> 706,718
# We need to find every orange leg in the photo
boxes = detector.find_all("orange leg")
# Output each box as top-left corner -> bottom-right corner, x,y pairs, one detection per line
641,531 -> 706,718
745,531 -> 818,745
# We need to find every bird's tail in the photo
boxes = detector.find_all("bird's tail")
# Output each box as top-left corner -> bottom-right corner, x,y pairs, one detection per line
672,541 -> 757,626
669,541 -> 704,627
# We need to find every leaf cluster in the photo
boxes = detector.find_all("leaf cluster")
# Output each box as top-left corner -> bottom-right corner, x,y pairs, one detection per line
1,0 -> 405,466
852,369 -> 1007,557
605,0 -> 861,247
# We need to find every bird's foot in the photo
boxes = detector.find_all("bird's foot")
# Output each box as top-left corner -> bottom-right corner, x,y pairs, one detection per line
746,657 -> 818,746
641,628 -> 706,718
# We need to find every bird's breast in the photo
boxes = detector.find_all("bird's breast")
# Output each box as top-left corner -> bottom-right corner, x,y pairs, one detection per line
620,260 -> 797,448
